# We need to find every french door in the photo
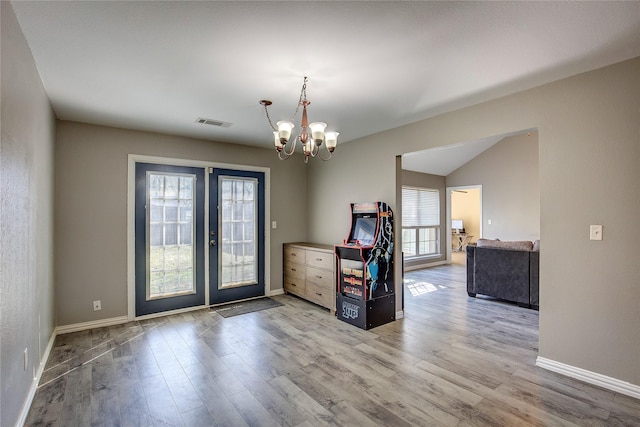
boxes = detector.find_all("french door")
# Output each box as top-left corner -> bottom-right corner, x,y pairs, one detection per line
209,169 -> 265,304
135,163 -> 205,316
134,162 -> 265,316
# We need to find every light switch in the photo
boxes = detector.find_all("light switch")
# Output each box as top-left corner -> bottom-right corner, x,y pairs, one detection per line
590,225 -> 602,241
272,221 -> 277,229
487,219 -> 492,225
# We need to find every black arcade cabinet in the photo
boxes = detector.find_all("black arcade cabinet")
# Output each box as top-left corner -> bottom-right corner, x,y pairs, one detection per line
334,202 -> 395,329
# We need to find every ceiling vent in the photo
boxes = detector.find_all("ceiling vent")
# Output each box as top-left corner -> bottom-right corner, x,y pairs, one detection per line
195,117 -> 232,128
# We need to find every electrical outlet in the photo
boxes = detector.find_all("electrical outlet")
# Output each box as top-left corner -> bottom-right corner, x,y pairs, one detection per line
93,300 -> 102,311
590,225 -> 603,241
24,348 -> 28,371
272,221 -> 277,229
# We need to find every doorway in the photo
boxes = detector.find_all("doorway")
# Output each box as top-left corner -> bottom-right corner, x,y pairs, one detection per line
447,186 -> 482,265
132,159 -> 267,318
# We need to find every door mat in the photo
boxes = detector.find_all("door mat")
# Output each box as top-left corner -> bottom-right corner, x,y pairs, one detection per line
213,297 -> 284,318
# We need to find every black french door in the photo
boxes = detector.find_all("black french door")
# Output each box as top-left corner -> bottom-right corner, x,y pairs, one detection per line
134,163 -> 266,316
134,163 -> 205,316
209,168 -> 265,304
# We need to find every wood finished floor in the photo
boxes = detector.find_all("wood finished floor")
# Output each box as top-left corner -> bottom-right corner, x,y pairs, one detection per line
26,263 -> 640,426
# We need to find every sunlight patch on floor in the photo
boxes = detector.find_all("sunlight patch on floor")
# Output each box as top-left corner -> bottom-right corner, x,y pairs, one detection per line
406,281 -> 445,296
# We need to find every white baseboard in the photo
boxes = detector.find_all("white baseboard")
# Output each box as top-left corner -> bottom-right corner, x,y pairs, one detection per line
395,310 -> 404,319
17,330 -> 57,427
536,356 -> 640,400
269,288 -> 285,296
60,292 -> 286,330
56,315 -> 129,335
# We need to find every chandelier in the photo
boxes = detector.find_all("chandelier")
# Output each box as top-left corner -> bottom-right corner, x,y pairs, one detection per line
260,76 -> 338,162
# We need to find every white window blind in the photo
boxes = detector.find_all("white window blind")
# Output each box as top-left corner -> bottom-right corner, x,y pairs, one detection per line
402,187 -> 439,227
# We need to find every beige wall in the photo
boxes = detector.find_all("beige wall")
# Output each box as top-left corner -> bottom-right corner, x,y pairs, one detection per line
1,3 -> 57,426
307,57 -> 640,387
401,170 -> 447,267
451,188 -> 481,243
55,121 -> 307,326
448,131 -> 540,241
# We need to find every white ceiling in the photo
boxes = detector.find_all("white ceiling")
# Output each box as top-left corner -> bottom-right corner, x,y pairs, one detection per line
11,1 -> 640,154
402,134 -> 506,176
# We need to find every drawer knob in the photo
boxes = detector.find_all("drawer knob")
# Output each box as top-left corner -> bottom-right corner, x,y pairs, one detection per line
316,292 -> 323,296
316,275 -> 322,279
315,258 -> 322,261
291,268 -> 296,272
291,283 -> 297,287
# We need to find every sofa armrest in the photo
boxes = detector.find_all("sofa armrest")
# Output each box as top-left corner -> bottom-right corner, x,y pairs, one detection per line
530,250 -> 540,309
466,245 -> 476,295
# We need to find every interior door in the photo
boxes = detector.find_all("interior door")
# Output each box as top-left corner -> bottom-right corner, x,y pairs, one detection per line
135,163 -> 205,316
209,168 -> 265,304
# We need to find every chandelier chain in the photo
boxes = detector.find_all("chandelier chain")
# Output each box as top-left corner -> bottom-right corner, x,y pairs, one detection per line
262,103 -> 277,131
290,76 -> 308,123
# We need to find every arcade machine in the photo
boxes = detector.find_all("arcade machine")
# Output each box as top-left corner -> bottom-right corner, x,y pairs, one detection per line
335,202 -> 395,329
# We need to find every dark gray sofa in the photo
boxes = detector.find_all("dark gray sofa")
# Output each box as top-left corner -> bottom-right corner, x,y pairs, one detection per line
466,239 -> 539,309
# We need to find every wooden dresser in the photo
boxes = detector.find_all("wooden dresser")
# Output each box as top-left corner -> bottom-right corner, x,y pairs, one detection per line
283,242 -> 336,312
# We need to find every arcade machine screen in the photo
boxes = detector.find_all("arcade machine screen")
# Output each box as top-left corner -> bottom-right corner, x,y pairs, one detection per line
352,216 -> 377,246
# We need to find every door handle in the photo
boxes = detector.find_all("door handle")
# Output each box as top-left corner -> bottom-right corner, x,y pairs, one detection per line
210,239 -> 217,246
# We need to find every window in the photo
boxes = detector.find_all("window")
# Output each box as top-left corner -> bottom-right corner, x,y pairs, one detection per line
219,176 -> 258,288
147,173 -> 196,299
402,186 -> 440,258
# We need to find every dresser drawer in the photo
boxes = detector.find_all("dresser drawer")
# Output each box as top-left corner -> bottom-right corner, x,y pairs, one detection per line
284,261 -> 305,280
305,283 -> 334,309
305,250 -> 333,270
284,246 -> 306,264
284,275 -> 306,295
306,266 -> 333,289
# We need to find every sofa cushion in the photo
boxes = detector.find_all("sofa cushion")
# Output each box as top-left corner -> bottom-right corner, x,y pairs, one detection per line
477,238 -> 533,251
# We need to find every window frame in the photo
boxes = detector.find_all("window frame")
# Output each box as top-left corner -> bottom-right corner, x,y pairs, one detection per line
402,186 -> 441,259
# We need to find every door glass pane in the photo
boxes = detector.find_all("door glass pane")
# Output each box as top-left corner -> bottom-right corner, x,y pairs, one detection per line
219,176 -> 258,288
147,172 -> 196,299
